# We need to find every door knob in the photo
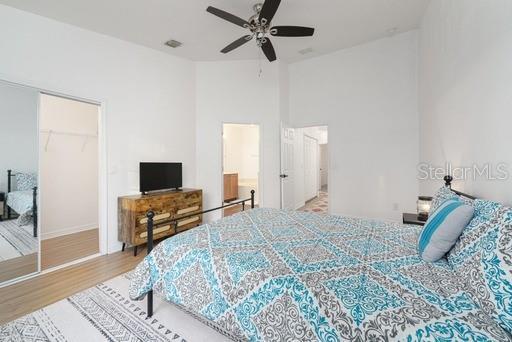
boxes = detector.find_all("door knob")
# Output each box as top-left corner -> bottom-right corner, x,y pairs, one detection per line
280,174 -> 289,178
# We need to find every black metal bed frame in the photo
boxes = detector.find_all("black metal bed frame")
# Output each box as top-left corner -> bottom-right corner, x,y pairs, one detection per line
443,175 -> 477,200
7,170 -> 38,237
144,189 -> 255,318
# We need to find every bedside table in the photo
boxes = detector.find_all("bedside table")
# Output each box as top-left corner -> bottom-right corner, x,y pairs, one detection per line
403,213 -> 427,226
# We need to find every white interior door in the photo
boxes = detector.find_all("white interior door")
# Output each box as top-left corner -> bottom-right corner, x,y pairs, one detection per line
304,135 -> 319,201
280,126 -> 295,209
319,144 -> 328,188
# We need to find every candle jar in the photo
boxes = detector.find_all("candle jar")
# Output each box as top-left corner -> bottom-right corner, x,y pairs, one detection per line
417,196 -> 433,221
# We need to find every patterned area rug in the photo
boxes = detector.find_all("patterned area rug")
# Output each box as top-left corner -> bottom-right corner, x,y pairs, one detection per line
298,191 -> 328,213
0,273 -> 230,342
0,220 -> 37,261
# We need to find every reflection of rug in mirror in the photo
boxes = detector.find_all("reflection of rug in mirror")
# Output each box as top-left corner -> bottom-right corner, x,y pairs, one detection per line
0,220 -> 37,261
0,273 -> 229,342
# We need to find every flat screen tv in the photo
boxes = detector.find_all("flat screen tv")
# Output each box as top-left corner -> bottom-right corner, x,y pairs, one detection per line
140,162 -> 182,193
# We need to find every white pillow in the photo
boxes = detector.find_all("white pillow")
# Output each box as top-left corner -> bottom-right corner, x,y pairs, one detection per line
15,173 -> 37,191
418,198 -> 474,262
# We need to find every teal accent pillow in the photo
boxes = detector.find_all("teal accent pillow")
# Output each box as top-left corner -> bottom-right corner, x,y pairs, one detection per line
418,198 -> 474,262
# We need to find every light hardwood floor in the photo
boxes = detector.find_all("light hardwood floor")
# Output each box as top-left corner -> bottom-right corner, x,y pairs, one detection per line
0,247 -> 145,325
41,228 -> 99,270
0,254 -> 37,284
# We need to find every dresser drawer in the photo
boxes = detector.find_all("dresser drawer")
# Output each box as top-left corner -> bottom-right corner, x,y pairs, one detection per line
133,215 -> 202,245
135,203 -> 202,228
118,189 -> 203,247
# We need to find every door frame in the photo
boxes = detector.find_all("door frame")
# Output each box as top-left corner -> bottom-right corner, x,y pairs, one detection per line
220,122 -> 263,208
319,143 -> 329,190
303,133 -> 319,201
0,74 -> 108,287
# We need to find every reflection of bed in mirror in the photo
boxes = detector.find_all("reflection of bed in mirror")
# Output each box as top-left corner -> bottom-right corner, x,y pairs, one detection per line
0,80 -> 40,285
6,169 -> 38,237
0,170 -> 39,282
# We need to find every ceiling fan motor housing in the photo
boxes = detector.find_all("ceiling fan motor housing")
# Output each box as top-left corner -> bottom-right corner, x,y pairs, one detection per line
250,3 -> 266,26
253,3 -> 264,13
206,0 -> 314,62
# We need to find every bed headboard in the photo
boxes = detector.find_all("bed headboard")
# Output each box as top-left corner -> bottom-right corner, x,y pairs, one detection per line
6,169 -> 38,237
443,175 -> 477,200
7,169 -> 14,193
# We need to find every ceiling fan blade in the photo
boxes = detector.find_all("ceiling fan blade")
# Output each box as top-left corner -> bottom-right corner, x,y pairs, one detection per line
221,35 -> 253,53
270,26 -> 315,37
261,38 -> 277,62
206,6 -> 250,28
259,0 -> 281,25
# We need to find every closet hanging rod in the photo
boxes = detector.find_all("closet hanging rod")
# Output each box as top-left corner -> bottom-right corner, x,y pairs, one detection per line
40,129 -> 97,138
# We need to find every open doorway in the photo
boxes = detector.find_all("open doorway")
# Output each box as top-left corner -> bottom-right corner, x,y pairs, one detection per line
222,123 -> 260,217
39,94 -> 100,270
281,125 -> 328,213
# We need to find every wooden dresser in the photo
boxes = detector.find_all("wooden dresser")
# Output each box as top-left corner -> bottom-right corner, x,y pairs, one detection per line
118,189 -> 202,249
223,173 -> 238,202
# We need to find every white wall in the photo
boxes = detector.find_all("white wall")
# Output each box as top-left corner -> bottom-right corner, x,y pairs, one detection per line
0,5 -> 196,253
419,0 -> 512,204
303,127 -> 328,145
289,31 -> 420,221
0,82 -> 38,194
39,94 -> 99,240
196,61 -> 282,217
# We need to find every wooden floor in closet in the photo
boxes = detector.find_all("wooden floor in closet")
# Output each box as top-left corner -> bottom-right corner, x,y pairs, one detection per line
0,246 -> 145,325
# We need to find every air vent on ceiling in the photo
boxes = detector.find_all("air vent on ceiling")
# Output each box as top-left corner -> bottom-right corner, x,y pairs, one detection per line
165,40 -> 182,48
386,27 -> 398,36
298,47 -> 314,55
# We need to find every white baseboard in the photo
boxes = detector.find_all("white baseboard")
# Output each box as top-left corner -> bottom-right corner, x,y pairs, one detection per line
42,223 -> 98,240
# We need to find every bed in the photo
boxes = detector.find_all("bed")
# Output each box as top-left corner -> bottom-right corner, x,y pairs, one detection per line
6,170 -> 38,237
129,181 -> 512,341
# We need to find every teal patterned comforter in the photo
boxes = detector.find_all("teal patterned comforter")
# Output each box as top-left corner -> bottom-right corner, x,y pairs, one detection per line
129,208 -> 510,341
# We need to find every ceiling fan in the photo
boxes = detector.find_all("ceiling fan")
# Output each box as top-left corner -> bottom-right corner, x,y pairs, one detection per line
206,0 -> 315,62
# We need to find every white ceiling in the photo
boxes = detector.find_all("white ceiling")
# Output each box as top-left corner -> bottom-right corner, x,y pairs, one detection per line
0,0 -> 430,62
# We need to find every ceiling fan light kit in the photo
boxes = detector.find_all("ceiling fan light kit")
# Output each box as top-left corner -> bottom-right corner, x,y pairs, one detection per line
207,0 -> 315,62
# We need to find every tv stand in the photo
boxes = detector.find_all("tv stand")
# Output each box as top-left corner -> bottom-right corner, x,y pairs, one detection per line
118,188 -> 202,256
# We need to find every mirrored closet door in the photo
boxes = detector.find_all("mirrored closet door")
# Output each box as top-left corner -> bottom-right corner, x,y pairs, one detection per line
0,80 -> 39,284
39,94 -> 100,270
